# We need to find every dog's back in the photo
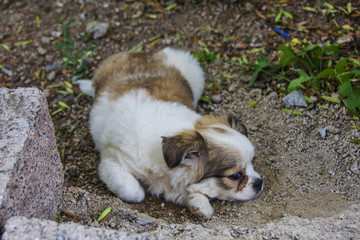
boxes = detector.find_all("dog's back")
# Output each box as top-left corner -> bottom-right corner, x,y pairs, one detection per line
81,47 -> 204,109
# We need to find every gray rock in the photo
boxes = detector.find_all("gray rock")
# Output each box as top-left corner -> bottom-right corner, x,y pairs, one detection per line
211,95 -> 222,103
45,63 -> 62,72
243,204 -> 360,239
282,90 -> 308,107
1,68 -> 13,76
47,71 -> 56,81
86,22 -> 109,39
37,47 -> 47,55
41,36 -> 51,44
310,95 -> 318,103
318,128 -> 327,139
0,88 -> 64,229
2,216 -> 157,240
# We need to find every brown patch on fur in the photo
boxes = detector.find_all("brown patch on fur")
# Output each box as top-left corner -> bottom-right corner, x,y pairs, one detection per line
211,127 -> 228,134
201,143 -> 239,179
92,51 -> 195,109
162,130 -> 208,169
195,114 -> 247,136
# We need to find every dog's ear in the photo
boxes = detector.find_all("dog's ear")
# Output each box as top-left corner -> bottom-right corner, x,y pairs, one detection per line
227,114 -> 247,136
162,131 -> 208,169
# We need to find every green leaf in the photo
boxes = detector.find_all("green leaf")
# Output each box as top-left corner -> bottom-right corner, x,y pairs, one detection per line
321,96 -> 340,104
347,2 -> 352,14
248,101 -> 257,107
64,81 -> 73,89
338,78 -> 360,116
303,7 -> 318,13
14,40 -> 33,46
275,11 -> 282,23
1,43 -> 10,51
98,207 -> 112,222
51,108 -> 63,115
335,57 -> 350,75
288,68 -> 312,92
165,3 -> 177,11
281,108 -> 304,116
278,45 -> 296,67
317,68 -> 335,80
58,101 -> 71,109
248,55 -> 273,87
129,45 -> 143,52
193,51 -> 215,62
282,10 -> 293,19
347,139 -> 360,144
248,68 -> 262,87
148,14 -> 157,19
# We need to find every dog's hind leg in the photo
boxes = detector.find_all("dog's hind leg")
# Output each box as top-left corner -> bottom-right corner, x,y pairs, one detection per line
98,155 -> 145,203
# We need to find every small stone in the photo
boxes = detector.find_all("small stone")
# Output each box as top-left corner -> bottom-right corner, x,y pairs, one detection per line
211,95 -> 222,103
265,91 -> 278,101
41,36 -> 51,44
310,96 -> 318,103
228,84 -> 237,93
244,2 -> 254,11
318,128 -> 327,139
249,88 -> 262,98
45,63 -> 62,72
47,71 -> 56,81
86,22 -> 109,39
282,90 -> 308,107
37,47 -> 47,55
1,68 -> 13,76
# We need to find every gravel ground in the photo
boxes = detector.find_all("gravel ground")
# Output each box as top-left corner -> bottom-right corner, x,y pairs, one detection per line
1,0 -> 359,238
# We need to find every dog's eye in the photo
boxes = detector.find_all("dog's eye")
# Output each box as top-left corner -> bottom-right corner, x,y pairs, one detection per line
228,172 -> 244,181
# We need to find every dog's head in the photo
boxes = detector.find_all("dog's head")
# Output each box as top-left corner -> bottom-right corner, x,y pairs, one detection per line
162,114 -> 262,201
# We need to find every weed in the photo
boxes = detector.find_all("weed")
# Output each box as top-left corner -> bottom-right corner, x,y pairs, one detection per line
54,18 -> 99,79
250,41 -> 360,116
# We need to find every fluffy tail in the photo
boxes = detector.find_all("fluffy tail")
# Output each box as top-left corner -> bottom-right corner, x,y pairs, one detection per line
77,79 -> 95,97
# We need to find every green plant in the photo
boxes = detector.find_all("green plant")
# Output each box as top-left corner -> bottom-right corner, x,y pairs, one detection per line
277,42 -> 360,116
54,18 -> 99,78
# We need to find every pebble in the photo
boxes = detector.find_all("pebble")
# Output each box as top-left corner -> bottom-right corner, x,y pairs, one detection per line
244,2 -> 254,11
47,71 -> 56,81
265,91 -> 278,101
86,22 -> 109,39
249,88 -> 262,98
318,128 -> 327,139
41,36 -> 51,44
282,90 -> 308,107
228,84 -> 237,93
1,68 -> 13,76
37,47 -> 47,55
211,95 -> 222,103
310,96 -> 318,103
45,63 -> 62,72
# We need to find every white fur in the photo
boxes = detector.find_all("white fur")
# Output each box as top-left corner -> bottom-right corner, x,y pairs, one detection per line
77,79 -> 94,97
158,47 -> 205,105
91,90 -> 203,204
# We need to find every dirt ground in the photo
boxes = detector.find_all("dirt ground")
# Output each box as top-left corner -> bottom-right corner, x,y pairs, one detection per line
1,0 -> 359,237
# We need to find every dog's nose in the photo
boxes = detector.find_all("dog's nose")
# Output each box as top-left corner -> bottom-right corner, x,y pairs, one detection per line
253,178 -> 263,193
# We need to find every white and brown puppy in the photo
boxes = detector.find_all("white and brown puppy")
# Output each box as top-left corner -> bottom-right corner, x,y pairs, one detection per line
78,47 -> 262,219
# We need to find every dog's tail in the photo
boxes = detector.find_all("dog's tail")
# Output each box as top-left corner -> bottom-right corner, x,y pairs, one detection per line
76,79 -> 95,97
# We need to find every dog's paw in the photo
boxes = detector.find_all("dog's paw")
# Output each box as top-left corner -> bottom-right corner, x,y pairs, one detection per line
187,194 -> 214,219
119,186 -> 145,203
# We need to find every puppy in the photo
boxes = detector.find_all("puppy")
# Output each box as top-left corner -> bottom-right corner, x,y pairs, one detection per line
78,47 -> 262,219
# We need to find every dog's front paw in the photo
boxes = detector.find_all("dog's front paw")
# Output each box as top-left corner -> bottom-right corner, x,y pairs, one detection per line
187,193 -> 214,219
